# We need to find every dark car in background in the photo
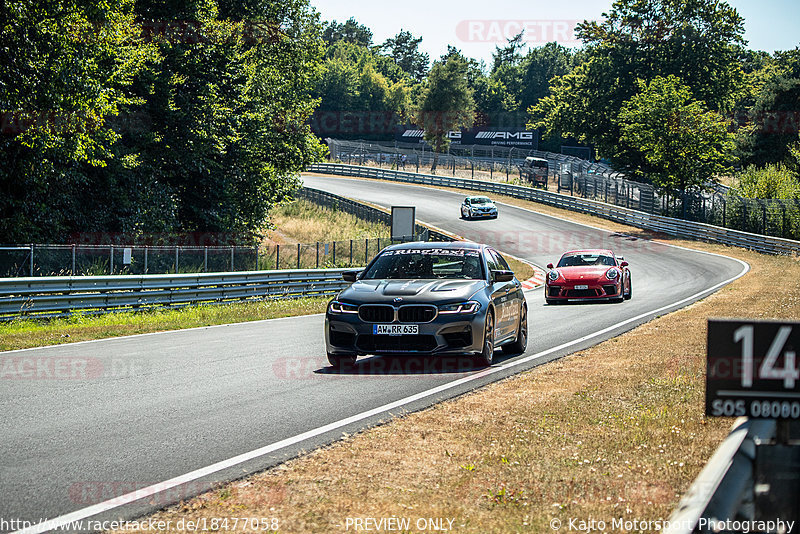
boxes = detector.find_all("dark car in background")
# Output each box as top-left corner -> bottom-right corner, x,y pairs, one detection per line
325,242 -> 527,368
518,156 -> 549,188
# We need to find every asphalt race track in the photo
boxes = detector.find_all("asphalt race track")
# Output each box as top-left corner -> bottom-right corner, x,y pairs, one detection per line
0,175 -> 748,533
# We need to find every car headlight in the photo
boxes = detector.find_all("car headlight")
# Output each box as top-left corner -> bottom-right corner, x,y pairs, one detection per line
548,269 -> 561,282
605,268 -> 620,280
438,301 -> 481,314
329,301 -> 359,314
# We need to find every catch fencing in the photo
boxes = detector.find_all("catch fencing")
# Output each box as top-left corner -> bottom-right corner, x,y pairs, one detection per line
325,139 -> 800,241
309,163 -> 800,255
0,187 -> 451,278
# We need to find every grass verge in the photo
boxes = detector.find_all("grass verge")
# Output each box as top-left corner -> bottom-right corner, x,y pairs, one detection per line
108,179 -> 800,533
0,299 -> 329,352
266,199 -> 390,245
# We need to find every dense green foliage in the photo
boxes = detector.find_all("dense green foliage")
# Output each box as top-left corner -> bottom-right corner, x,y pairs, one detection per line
734,139 -> 800,199
735,48 -> 800,167
4,0 -> 800,245
1,0 -> 324,244
619,76 -> 734,199
531,0 -> 746,179
415,57 -> 475,170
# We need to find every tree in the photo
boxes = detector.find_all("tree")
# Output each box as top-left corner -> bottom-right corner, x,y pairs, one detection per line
415,57 -> 475,172
0,0 -> 326,244
518,42 -> 574,111
322,17 -> 373,48
491,31 -> 524,72
0,0 -> 154,243
618,76 -> 734,216
736,48 -> 800,167
380,30 -> 429,82
530,0 -> 745,169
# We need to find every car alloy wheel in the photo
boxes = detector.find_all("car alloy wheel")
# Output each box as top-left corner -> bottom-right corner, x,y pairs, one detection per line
475,311 -> 494,366
506,304 -> 527,353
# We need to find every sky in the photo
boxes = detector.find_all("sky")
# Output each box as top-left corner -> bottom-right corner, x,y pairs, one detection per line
310,0 -> 800,66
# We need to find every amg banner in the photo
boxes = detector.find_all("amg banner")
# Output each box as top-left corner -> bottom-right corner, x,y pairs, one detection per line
396,128 -> 538,149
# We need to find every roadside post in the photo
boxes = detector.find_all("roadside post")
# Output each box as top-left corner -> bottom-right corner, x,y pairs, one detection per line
391,206 -> 416,243
706,319 -> 800,524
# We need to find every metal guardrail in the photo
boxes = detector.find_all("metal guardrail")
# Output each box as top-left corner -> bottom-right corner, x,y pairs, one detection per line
0,269 -> 351,320
308,163 -> 800,255
298,187 -> 454,243
664,418 -> 777,534
0,185 -> 462,320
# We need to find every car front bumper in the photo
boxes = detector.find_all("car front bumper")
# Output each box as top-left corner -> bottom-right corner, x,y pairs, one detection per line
325,311 -> 488,356
545,280 -> 622,301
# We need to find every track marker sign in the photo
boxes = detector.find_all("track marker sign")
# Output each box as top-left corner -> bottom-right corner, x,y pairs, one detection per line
707,319 -> 800,419
391,206 -> 415,241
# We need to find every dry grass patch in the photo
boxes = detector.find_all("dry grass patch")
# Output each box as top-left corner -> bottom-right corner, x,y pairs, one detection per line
112,243 -> 800,533
266,200 -> 389,246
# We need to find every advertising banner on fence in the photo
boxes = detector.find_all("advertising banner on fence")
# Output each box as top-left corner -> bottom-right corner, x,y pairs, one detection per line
395,127 -> 538,149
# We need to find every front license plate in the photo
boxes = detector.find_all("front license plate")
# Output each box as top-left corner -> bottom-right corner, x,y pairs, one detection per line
373,324 -> 419,336
574,284 -> 589,290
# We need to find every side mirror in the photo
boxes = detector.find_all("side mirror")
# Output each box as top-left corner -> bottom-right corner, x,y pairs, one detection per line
342,270 -> 361,282
493,270 -> 515,283
620,261 -> 628,267
546,263 -> 554,270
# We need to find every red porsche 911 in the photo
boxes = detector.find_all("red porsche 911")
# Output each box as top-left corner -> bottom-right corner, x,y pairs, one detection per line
545,249 -> 631,304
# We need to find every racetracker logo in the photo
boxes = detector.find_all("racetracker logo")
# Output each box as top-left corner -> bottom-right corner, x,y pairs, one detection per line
0,356 -> 150,380
456,20 -> 583,45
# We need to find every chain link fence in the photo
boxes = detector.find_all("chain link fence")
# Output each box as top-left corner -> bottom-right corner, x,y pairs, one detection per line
325,138 -> 800,241
0,187 -> 452,278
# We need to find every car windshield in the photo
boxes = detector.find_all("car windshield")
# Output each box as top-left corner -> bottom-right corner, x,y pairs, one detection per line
470,197 -> 492,205
557,253 -> 616,267
362,248 -> 485,280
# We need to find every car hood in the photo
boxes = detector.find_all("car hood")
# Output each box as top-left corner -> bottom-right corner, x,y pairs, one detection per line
338,279 -> 486,304
557,266 -> 616,281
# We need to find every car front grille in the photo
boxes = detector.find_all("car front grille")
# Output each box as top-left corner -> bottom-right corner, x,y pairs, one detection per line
602,285 -> 618,295
357,335 -> 438,352
566,288 -> 600,298
398,305 -> 437,323
548,286 -> 561,297
358,305 -> 394,323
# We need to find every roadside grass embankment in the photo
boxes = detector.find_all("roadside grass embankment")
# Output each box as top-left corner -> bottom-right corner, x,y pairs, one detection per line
265,199 -> 390,245
112,181 -> 800,533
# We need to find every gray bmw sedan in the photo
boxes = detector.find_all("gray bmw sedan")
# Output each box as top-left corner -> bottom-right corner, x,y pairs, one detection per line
325,241 -> 527,368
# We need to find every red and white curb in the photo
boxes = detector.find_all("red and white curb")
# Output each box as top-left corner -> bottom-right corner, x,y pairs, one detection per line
521,265 -> 546,291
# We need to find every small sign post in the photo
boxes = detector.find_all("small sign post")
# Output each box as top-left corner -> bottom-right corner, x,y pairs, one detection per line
706,319 -> 800,523
391,206 -> 416,242
706,319 -> 800,420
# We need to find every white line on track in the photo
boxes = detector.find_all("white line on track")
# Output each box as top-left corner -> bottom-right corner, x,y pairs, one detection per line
14,255 -> 749,534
